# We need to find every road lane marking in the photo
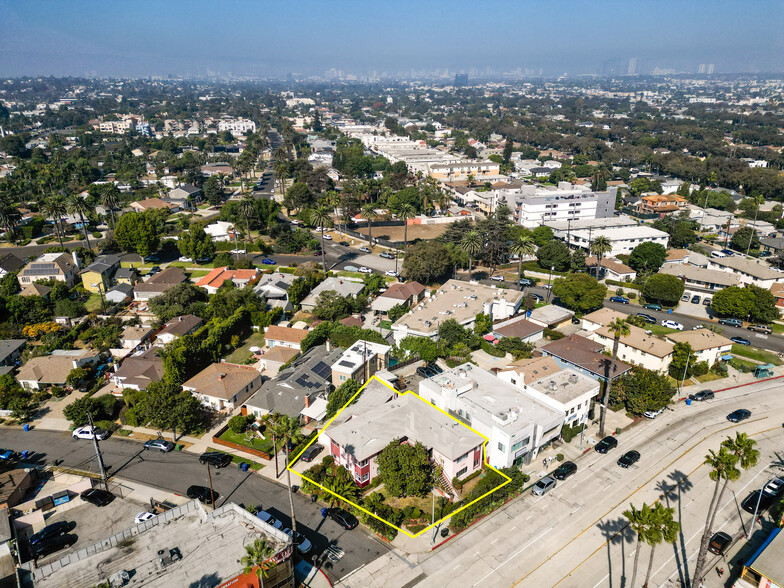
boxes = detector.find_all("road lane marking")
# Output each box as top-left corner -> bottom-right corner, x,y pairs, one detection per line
472,528 -> 550,586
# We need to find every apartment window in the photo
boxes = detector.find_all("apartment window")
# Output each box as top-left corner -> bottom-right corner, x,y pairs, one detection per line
474,456 -> 481,468
361,473 -> 369,482
456,467 -> 468,478
339,375 -> 346,382
455,453 -> 467,463
498,442 -> 506,452
511,437 -> 529,452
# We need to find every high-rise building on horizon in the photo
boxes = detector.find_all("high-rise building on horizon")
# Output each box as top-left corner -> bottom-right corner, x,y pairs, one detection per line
454,73 -> 468,86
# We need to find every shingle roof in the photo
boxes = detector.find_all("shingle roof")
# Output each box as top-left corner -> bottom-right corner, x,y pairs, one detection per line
183,363 -> 260,400
542,335 -> 632,379
493,317 -> 545,339
379,281 -> 426,301
594,324 -> 674,358
665,330 -> 734,352
157,315 -> 203,338
264,326 -> 309,345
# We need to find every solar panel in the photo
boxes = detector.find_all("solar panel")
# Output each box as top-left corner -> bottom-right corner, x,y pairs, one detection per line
338,360 -> 354,368
312,361 -> 331,379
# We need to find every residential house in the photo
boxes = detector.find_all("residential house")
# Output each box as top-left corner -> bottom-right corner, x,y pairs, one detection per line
331,340 -> 391,387
772,283 -> 784,308
79,254 -> 121,294
541,335 -> 633,382
110,348 -> 164,393
133,267 -> 187,301
0,340 -> 25,367
527,305 -> 575,329
370,281 -> 426,314
105,283 -> 133,304
120,325 -> 154,349
418,363 -> 564,469
585,257 -> 637,282
391,280 -> 522,344
490,315 -> 545,344
0,253 -> 24,278
636,194 -> 688,216
300,277 -> 365,313
245,343 -> 342,421
17,252 -> 79,287
19,283 -> 52,298
204,221 -> 237,242
167,184 -> 202,209
590,324 -> 674,372
659,263 -> 740,293
16,349 -> 98,390
665,330 -> 733,366
183,363 -> 262,411
155,315 -> 203,346
263,325 -> 309,351
663,249 -> 690,266
114,267 -> 140,286
256,346 -> 300,375
195,267 -> 260,295
580,308 -> 629,332
707,256 -> 784,289
253,272 -> 296,312
760,237 -> 784,256
129,198 -> 179,213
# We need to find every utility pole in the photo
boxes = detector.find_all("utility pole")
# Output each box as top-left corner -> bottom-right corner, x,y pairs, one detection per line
206,463 -> 215,508
87,412 -> 109,491
745,206 -> 760,259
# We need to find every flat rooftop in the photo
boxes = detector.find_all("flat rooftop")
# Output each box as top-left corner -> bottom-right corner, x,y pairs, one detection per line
570,225 -> 669,242
33,501 -> 291,588
527,368 -> 599,405
394,280 -> 522,335
546,216 -> 637,232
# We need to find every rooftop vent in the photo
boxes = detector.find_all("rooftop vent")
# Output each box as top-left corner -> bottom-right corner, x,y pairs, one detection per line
569,373 -> 578,384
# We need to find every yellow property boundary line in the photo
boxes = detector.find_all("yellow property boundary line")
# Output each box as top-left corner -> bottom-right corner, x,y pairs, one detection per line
288,375 -> 512,538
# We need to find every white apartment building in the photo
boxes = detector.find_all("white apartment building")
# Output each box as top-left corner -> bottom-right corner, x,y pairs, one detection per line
706,256 -> 784,289
499,183 -> 616,228
566,225 -> 670,257
418,363 -> 564,468
218,118 -> 257,135
590,324 -> 674,372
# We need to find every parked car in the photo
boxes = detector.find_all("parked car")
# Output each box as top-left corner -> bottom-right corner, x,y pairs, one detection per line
260,258 -> 276,265
80,488 -> 114,507
642,303 -> 662,311
571,316 -> 581,324
178,256 -> 193,263
144,439 -> 175,453
32,534 -> 77,558
552,461 -> 577,480
72,426 -> 109,441
763,477 -> 784,498
322,234 -> 333,240
198,452 -> 232,468
358,266 -> 373,273
635,313 -> 656,324
689,390 -> 714,401
595,436 -> 618,454
338,241 -> 350,247
358,246 -> 372,253
708,531 -> 733,555
644,407 -> 665,419
489,275 -> 505,282
530,293 -> 544,302
609,296 -> 629,304
691,295 -> 701,304
343,265 -> 359,272
134,512 -> 156,524
518,278 -> 533,287
284,528 -> 312,554
748,324 -> 772,334
720,249 -> 735,256
718,318 -> 743,328
230,249 -> 246,255
299,444 -> 324,463
681,294 -> 690,302
29,521 -> 74,546
380,251 -> 396,259
661,319 -> 684,330
617,450 -> 641,468
385,270 -> 399,277
532,476 -> 557,496
727,409 -> 752,423
257,511 -> 283,530
186,485 -> 218,504
289,219 -> 301,225
328,508 -> 358,529
703,298 -> 712,306
742,490 -> 775,514
692,324 -> 705,330
149,266 -> 161,275
416,366 -> 435,378
426,362 -> 443,374
731,337 -> 751,346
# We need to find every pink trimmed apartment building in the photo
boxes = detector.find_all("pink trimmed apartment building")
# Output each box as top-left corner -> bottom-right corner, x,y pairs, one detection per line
320,388 -> 484,489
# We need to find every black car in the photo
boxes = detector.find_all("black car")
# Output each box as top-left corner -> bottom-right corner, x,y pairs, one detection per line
328,508 -> 358,530
300,444 -> 324,463
617,450 -> 641,468
635,313 -> 656,324
187,485 -> 218,504
727,409 -> 751,423
338,241 -> 350,247
80,488 -> 114,507
29,521 -> 74,546
426,362 -> 443,375
552,461 -> 577,480
689,390 -> 714,401
199,452 -> 232,468
708,531 -> 732,555
595,436 -> 618,454
530,293 -> 544,302
742,490 -> 775,514
416,366 -> 435,378
32,534 -> 77,558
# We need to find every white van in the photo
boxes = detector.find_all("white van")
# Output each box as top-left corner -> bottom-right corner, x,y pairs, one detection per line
710,251 -> 727,258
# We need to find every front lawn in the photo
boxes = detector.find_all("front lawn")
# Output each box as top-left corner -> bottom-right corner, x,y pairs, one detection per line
85,293 -> 104,312
770,323 -> 784,335
645,324 -> 678,337
186,270 -> 212,279
730,345 -> 782,366
223,331 -> 266,364
206,447 -> 264,471
217,430 -> 276,456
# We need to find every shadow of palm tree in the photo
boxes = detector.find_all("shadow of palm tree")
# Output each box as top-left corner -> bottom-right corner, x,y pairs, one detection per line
596,516 -> 636,588
188,572 -> 222,588
657,470 -> 694,588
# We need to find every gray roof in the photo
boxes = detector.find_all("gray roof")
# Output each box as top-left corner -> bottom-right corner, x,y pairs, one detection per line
760,238 -> 784,251
0,253 -> 24,273
0,340 -> 25,364
82,254 -> 121,275
115,267 -> 138,279
301,277 -> 364,308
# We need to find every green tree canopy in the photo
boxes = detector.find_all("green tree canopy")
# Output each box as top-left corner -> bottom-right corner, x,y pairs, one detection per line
177,225 -> 216,261
551,274 -> 607,313
402,240 -> 452,284
642,274 -> 684,306
669,342 -> 697,380
114,211 -> 161,257
313,290 -> 354,321
711,284 -> 779,323
628,242 -> 667,274
325,379 -> 363,419
730,226 -> 760,253
531,226 -> 554,247
610,367 -> 676,416
376,439 -> 434,497
535,240 -> 571,272
137,381 -> 205,439
148,283 -> 208,321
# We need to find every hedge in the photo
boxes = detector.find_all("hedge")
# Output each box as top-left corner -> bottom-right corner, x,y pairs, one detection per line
605,279 -> 642,291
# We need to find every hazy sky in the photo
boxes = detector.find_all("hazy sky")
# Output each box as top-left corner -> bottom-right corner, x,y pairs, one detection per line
1,0 -> 782,77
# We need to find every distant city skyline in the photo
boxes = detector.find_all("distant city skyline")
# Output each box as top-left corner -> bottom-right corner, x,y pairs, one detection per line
1,0 -> 782,78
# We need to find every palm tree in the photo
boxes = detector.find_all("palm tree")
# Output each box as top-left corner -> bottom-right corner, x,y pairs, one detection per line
460,230 -> 482,279
693,446 -> 740,582
266,413 -> 304,542
623,503 -> 655,588
324,472 -> 360,507
395,203 -> 416,253
307,205 -> 332,272
510,234 -> 536,289
360,203 -> 378,248
274,161 -> 289,200
643,503 -> 680,588
100,185 -> 121,229
0,205 -> 20,244
238,195 -> 257,250
41,197 -> 66,247
590,235 -> 612,279
241,537 -> 277,588
66,193 -> 92,249
599,318 -> 630,438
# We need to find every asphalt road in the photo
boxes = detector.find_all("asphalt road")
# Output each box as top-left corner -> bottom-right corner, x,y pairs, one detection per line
0,430 -> 390,583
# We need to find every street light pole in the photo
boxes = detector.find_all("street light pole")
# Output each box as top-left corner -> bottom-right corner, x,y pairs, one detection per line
547,266 -> 555,302
87,412 -> 109,491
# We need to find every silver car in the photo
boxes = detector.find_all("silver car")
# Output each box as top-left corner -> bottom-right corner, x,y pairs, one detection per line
532,476 -> 557,496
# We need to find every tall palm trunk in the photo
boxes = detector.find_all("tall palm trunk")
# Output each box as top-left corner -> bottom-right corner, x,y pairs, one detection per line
706,479 -> 730,541
320,227 -> 327,272
284,446 -> 298,539
468,254 -> 473,279
518,257 -> 523,290
598,337 -> 620,438
368,219 -> 373,246
109,208 -> 116,229
629,535 -> 642,588
78,212 -> 91,249
245,216 -> 251,249
403,224 -> 408,252
644,543 -> 658,587
53,219 -> 64,248
693,475 -> 724,582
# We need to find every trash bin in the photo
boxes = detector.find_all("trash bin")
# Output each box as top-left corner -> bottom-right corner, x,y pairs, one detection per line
311,494 -> 318,503
23,424 -> 29,432
668,308 -> 672,314
440,528 -> 449,538
21,450 -> 29,459
240,462 -> 248,472
686,398 -> 692,406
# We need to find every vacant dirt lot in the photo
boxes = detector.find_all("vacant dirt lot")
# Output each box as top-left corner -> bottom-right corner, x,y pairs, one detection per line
356,224 -> 449,242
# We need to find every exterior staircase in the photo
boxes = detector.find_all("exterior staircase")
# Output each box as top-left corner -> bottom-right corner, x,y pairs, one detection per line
435,464 -> 456,500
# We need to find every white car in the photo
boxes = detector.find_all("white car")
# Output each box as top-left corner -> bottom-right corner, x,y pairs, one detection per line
290,219 -> 301,225
358,266 -> 373,274
763,478 -> 784,497
178,256 -> 193,263
134,512 -> 156,525
661,319 -> 683,330
692,324 -> 705,330
72,426 -> 109,441
322,234 -> 333,240
385,270 -> 399,277
358,246 -> 372,253
257,510 -> 283,529
230,249 -> 246,254
489,275 -> 505,282
644,407 -> 665,419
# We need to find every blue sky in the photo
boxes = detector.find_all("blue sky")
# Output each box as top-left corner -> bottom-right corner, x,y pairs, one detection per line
1,0 -> 781,77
